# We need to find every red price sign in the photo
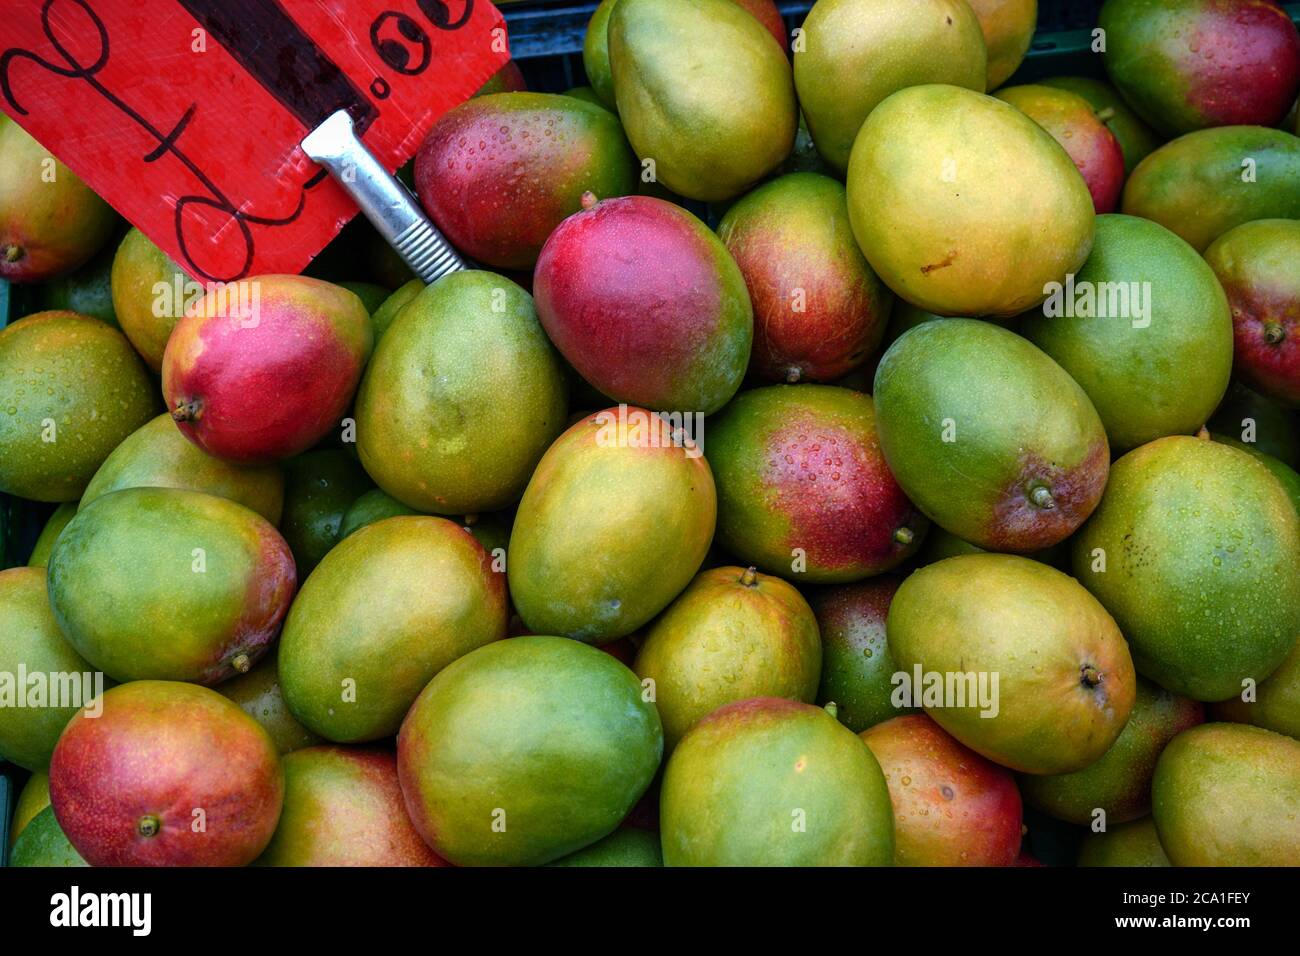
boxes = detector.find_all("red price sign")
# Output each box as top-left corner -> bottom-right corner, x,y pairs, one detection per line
0,0 -> 509,282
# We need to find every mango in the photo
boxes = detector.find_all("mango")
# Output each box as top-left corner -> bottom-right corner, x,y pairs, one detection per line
536,195 -> 751,414
39,243 -> 118,328
338,488 -> 419,539
812,576 -> 914,732
256,747 -> 446,867
1077,817 -> 1171,867
369,278 -> 423,343
216,656 -> 323,755
280,516 -> 507,743
708,385 -> 926,582
81,413 -> 284,524
1020,214 -> 1233,452
634,566 -> 821,748
1209,381 -> 1300,467
1212,637 -> 1300,740
1152,723 -> 1300,865
414,93 -> 636,270
1039,75 -> 1163,175
1121,126 -> 1300,252
547,827 -> 663,867
1205,218 -> 1300,407
0,567 -> 107,771
609,0 -> 796,201
969,0 -> 1037,90
717,173 -> 892,383
26,502 -> 76,568
9,806 -> 87,868
49,680 -> 283,867
1020,679 -> 1203,825
888,554 -> 1137,774
162,275 -> 373,462
1073,436 -> 1300,701
660,698 -> 894,866
48,487 -> 297,685
356,271 -> 567,514
847,85 -> 1095,317
582,0 -> 621,107
0,311 -> 157,502
397,636 -> 663,866
10,771 -> 50,847
279,449 -> 373,575
795,0 -> 987,173
474,60 -> 527,97
110,227 -> 189,370
1213,434 -> 1300,515
0,115 -> 116,282
1100,0 -> 1300,137
508,408 -> 715,643
874,320 -> 1109,552
860,714 -> 1022,866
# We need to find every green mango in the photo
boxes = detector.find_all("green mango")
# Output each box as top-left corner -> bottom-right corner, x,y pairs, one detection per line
874,319 -> 1110,553
563,86 -> 606,109
0,311 -> 157,502
1073,436 -> 1300,701
338,488 -> 419,539
660,698 -> 894,865
1077,817 -> 1171,867
1039,75 -> 1163,175
847,85 -> 1095,318
356,271 -> 567,515
38,242 -> 119,328
280,515 -> 507,742
1020,679 -> 1204,825
969,0 -> 1036,91
1212,637 -> 1300,741
609,0 -> 796,201
337,281 -> 389,316
582,0 -> 620,108
794,0 -> 986,173
508,410 -> 716,643
10,770 -> 50,847
109,227 -> 188,371
0,567 -> 107,771
26,502 -> 76,568
1122,126 -> 1300,252
811,576 -> 914,733
9,806 -> 88,867
1152,723 -> 1300,865
369,279 -> 423,344
546,827 -> 663,867
1208,381 -> 1300,469
397,636 -> 663,866
1212,433 -> 1300,516
634,566 -> 821,749
1020,214 -> 1233,453
280,449 -> 373,576
81,413 -> 284,524
888,554 -> 1137,774
48,487 -> 297,685
215,655 -> 323,755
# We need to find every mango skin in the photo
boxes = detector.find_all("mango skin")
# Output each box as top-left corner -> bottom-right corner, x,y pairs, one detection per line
1152,722 -> 1300,865
0,311 -> 158,502
1039,75 -> 1163,175
812,576 -> 915,732
582,0 -> 621,107
1020,214 -> 1234,452
847,85 -> 1095,318
48,487 -> 297,686
26,502 -> 76,568
717,173 -> 892,383
660,697 -> 894,866
1121,126 -> 1300,252
1205,219 -> 1300,407
10,771 -> 50,847
535,195 -> 752,415
369,279 -> 423,344
216,656 -> 323,755
1209,381 -> 1300,468
609,0 -> 796,202
1073,436 -> 1300,701
860,714 -> 1023,866
1100,0 -> 1300,137
708,386 -> 927,582
547,826 -> 663,867
279,449 -> 373,576
795,0 -> 987,173
0,115 -> 116,283
49,680 -> 284,867
81,413 -> 284,524
874,320 -> 1110,553
1077,817 -> 1171,867
397,636 -> 663,867
1019,679 -> 1204,825
256,747 -> 447,867
110,227 -> 189,371
10,806 -> 88,867
414,93 -> 636,270
1213,434 -> 1300,516
280,516 -> 507,743
888,554 -> 1137,775
508,409 -> 716,643
356,271 -> 568,514
338,488 -> 419,539
0,567 -> 108,771
1212,637 -> 1300,740
969,0 -> 1037,90
39,243 -> 118,328
634,566 -> 821,749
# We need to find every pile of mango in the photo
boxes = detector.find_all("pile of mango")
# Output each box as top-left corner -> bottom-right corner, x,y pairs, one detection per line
3,0 -> 1300,868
